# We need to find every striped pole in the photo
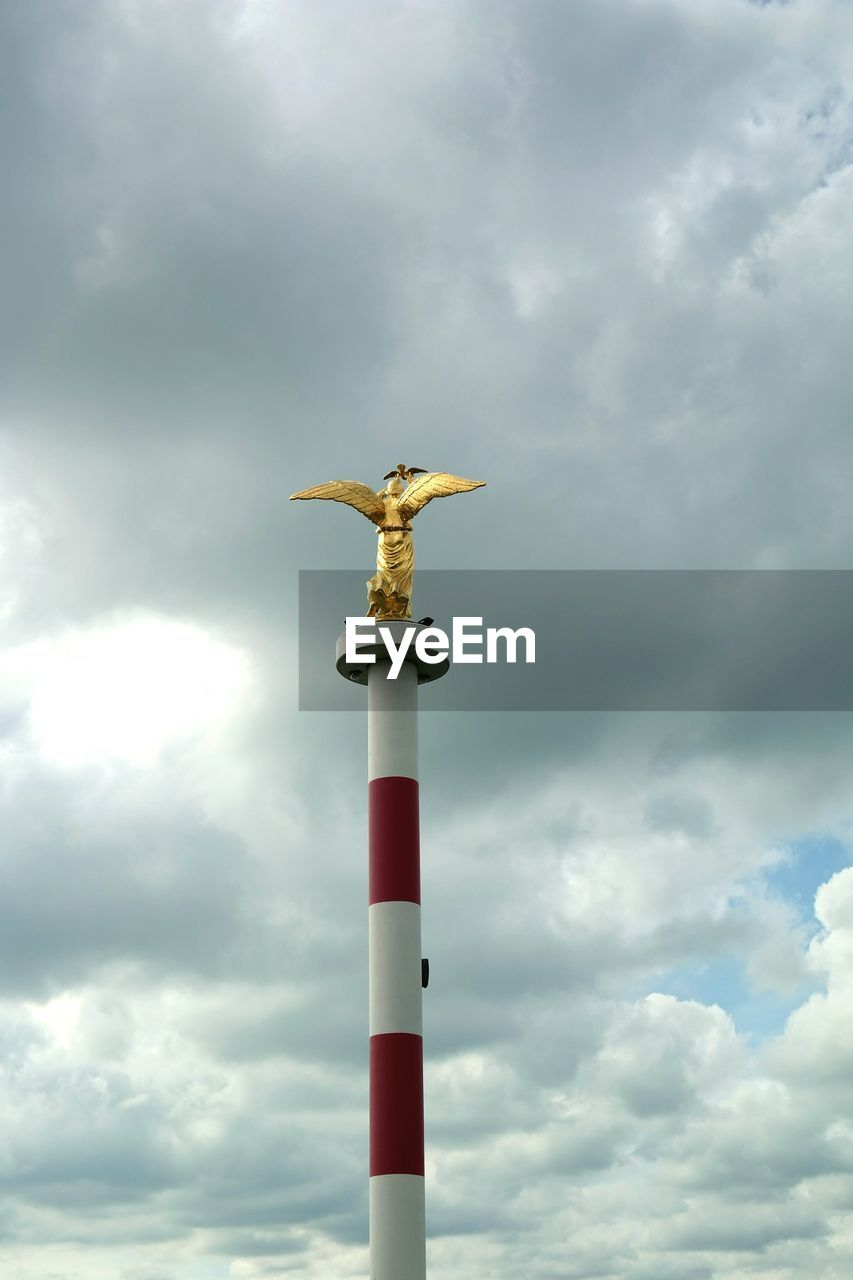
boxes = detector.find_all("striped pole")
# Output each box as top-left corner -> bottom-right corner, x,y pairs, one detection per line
336,621 -> 448,1280
368,657 -> 424,1279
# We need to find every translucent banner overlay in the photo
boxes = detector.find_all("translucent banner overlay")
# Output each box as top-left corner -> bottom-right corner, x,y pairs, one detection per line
298,569 -> 853,711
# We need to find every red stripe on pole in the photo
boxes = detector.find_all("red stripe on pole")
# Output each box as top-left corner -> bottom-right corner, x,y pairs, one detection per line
370,1032 -> 424,1176
369,776 -> 420,906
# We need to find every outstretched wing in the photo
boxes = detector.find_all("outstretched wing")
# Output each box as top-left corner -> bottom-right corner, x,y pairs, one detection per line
397,472 -> 486,521
290,480 -> 385,525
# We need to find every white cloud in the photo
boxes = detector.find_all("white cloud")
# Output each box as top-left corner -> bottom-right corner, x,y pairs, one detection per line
0,615 -> 251,768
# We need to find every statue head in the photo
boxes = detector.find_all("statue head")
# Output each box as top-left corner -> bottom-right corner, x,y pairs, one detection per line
384,475 -> 404,497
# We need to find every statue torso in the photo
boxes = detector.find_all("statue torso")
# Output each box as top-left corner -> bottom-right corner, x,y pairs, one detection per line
379,491 -> 411,530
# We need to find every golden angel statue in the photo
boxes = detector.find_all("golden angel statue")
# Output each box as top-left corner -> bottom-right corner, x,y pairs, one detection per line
291,463 -> 486,619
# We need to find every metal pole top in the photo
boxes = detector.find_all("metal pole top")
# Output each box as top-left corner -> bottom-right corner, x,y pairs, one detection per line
335,620 -> 450,686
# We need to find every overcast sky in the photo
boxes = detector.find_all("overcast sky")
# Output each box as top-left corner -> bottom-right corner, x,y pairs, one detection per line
2,1 -> 853,1277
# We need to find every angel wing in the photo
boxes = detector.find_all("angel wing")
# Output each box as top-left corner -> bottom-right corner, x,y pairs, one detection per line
289,480 -> 385,525
397,472 -> 486,522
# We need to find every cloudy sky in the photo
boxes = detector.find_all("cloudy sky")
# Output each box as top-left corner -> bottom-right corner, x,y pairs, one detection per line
2,0 -> 853,1276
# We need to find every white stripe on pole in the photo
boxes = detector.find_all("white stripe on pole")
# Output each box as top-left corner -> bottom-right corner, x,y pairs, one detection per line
369,901 -> 423,1036
368,658 -> 418,782
369,1175 -> 427,1280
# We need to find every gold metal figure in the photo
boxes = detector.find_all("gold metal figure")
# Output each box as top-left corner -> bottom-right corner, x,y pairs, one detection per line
290,465 -> 486,618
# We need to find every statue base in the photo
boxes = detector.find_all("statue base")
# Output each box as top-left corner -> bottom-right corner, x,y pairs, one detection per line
335,619 -> 450,686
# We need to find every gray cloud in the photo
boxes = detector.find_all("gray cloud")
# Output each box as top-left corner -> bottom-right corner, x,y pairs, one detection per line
3,0 -> 853,1277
